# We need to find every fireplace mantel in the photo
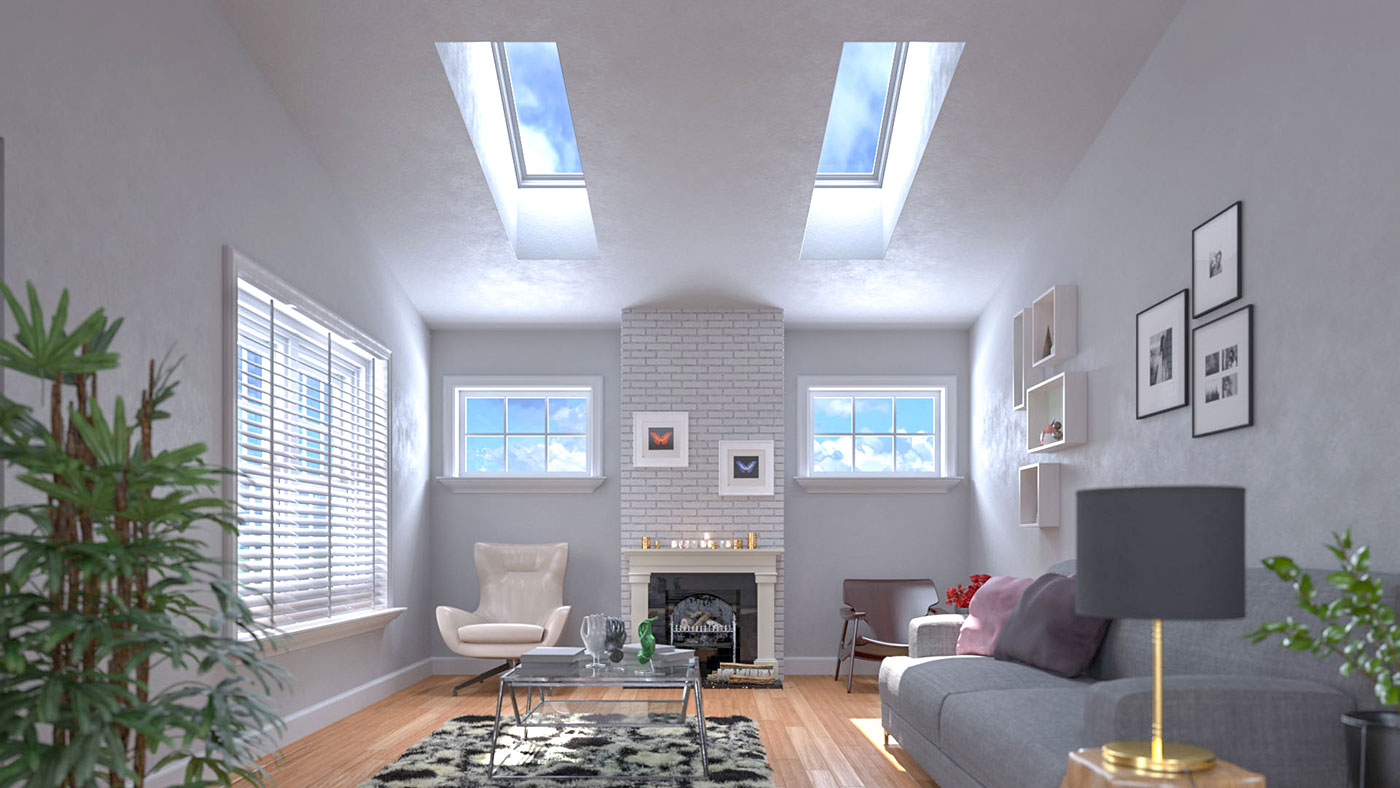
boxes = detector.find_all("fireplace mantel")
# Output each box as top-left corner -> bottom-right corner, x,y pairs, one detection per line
624,549 -> 782,667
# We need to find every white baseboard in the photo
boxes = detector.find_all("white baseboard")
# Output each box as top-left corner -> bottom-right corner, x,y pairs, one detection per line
784,656 -> 882,676
144,657 -> 434,788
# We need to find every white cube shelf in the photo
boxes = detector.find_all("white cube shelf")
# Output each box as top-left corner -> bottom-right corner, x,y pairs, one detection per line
1025,371 -> 1087,454
1030,285 -> 1077,368
1019,463 -> 1060,528
1011,308 -> 1041,411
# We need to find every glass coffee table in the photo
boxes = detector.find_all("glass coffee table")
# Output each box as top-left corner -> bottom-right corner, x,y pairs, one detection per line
488,658 -> 707,781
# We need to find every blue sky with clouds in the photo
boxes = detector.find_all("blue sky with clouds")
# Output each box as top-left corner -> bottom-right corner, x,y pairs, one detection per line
504,42 -> 582,175
812,396 -> 938,472
817,42 -> 897,175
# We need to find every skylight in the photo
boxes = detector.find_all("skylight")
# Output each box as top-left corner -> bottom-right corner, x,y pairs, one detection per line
816,42 -> 905,182
496,42 -> 583,182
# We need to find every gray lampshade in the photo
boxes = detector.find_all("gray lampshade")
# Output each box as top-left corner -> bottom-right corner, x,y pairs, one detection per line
1076,486 -> 1245,621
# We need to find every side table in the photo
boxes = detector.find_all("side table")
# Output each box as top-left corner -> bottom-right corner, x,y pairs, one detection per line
1060,748 -> 1265,788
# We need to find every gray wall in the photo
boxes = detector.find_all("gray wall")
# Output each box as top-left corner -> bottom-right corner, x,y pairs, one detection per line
429,329 -> 622,655
784,329 -> 971,665
0,0 -> 432,723
969,0 -> 1400,576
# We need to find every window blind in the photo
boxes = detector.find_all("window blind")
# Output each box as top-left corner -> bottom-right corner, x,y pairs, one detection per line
234,277 -> 390,628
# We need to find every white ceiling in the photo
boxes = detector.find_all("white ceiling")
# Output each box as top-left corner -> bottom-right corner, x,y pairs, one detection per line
213,0 -> 1182,328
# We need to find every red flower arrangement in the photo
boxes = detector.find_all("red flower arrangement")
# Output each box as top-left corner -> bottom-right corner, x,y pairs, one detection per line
946,574 -> 991,609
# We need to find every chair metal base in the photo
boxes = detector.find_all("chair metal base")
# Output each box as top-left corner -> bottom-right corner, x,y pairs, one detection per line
452,659 -> 515,696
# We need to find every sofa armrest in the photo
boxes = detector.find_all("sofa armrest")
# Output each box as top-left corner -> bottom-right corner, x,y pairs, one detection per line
908,614 -> 964,658
1085,674 -> 1352,782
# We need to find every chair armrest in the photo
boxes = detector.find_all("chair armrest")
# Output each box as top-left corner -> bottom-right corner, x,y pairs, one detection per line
538,605 -> 572,647
435,605 -> 488,647
839,604 -> 867,621
908,614 -> 964,658
1084,674 -> 1352,778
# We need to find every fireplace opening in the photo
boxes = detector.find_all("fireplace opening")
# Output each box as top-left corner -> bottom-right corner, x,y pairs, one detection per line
647,573 -> 756,676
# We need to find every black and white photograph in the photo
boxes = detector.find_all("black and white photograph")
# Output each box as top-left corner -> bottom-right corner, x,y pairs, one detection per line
717,440 -> 774,496
1136,290 -> 1189,418
1193,305 -> 1254,437
1192,201 -> 1242,317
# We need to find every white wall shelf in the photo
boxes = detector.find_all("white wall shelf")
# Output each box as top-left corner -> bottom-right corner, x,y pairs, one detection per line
1025,371 -> 1087,454
1012,307 -> 1041,411
1030,285 -> 1078,368
1018,463 -> 1060,528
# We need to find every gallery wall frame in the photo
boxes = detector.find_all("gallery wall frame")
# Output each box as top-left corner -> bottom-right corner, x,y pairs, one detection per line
632,411 -> 689,468
1136,289 -> 1190,419
1192,304 -> 1254,438
1192,201 -> 1242,318
717,439 -> 774,497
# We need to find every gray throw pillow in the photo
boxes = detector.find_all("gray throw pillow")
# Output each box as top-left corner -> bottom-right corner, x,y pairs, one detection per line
992,573 -> 1109,678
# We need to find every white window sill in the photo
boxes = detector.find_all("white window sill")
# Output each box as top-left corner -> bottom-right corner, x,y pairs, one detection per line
436,475 -> 607,494
793,475 -> 964,494
242,606 -> 407,653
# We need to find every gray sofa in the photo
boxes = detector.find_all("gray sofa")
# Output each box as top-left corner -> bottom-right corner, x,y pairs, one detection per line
879,561 -> 1400,788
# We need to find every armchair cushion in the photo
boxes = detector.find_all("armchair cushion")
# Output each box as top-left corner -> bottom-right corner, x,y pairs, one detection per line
457,622 -> 546,644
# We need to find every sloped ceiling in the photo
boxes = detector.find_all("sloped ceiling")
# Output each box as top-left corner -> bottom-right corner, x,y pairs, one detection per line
214,0 -> 1183,327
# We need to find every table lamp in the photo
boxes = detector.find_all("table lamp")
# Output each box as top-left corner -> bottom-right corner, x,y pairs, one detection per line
1076,486 -> 1245,773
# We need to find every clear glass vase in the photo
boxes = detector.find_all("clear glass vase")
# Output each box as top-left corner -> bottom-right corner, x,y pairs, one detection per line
580,614 -> 608,668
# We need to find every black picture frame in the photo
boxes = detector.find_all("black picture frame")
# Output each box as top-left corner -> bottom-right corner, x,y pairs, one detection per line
1135,289 -> 1189,419
1191,201 -> 1242,318
1192,305 -> 1254,438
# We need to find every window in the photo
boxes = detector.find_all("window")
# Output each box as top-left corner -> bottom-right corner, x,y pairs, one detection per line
229,252 -> 395,638
494,42 -> 584,185
815,42 -> 907,185
440,376 -> 605,493
795,376 -> 961,493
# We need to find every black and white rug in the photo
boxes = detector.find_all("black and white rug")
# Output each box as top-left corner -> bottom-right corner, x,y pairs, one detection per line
358,714 -> 774,787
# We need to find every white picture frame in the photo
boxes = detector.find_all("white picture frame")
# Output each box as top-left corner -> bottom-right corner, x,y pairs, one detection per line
631,411 -> 689,468
717,439 -> 774,497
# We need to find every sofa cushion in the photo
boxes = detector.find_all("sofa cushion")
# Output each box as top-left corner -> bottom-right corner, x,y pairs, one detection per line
878,654 -> 1088,745
956,575 -> 1034,656
457,622 -> 545,644
939,688 -> 1089,788
994,573 -> 1109,677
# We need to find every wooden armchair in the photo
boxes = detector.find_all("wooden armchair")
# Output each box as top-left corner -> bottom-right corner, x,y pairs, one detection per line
835,578 -> 944,692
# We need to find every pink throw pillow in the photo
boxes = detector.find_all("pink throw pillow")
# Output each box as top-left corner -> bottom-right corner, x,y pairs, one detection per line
955,575 -> 1035,656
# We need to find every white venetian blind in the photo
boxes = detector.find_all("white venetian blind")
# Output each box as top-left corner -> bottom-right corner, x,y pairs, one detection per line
234,275 -> 390,628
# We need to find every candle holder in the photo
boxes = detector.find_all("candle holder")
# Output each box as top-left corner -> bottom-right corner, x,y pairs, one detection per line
747,532 -> 758,549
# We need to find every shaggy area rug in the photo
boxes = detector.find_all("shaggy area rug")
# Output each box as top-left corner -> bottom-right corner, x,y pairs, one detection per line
358,714 -> 775,787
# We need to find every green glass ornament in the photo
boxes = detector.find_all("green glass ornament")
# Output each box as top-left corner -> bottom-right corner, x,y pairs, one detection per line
637,616 -> 658,664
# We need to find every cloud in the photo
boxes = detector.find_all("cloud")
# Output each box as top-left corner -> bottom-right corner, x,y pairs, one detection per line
548,437 -> 588,472
504,42 -> 582,175
854,436 -> 893,472
817,42 -> 897,174
896,436 -> 937,473
813,436 -> 852,473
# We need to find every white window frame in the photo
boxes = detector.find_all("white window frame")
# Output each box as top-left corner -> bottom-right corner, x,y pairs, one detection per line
222,246 -> 404,651
794,375 -> 962,493
437,375 -> 606,493
815,42 -> 909,188
492,42 -> 586,189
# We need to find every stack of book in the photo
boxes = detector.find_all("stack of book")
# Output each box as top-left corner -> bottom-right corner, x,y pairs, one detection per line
519,646 -> 585,675
622,643 -> 695,667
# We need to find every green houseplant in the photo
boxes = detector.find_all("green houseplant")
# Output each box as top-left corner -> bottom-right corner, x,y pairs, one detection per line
0,283 -> 287,787
1249,529 -> 1400,787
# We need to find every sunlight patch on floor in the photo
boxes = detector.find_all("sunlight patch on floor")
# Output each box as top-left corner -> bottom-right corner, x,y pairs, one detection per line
850,717 -> 907,772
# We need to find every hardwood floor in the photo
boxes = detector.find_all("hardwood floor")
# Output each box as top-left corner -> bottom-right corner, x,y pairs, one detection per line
249,673 -> 937,787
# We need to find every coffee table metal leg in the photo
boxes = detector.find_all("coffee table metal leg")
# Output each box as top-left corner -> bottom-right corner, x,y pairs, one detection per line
693,677 -> 709,777
489,677 -> 506,778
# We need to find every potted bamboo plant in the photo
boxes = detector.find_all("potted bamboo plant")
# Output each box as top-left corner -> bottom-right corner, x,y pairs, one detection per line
0,283 -> 286,787
1249,530 -> 1400,788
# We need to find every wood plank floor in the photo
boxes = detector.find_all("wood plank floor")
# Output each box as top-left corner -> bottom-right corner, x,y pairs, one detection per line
249,673 -> 937,787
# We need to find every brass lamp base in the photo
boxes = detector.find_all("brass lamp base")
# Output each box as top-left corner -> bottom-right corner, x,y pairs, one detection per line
1101,740 -> 1216,773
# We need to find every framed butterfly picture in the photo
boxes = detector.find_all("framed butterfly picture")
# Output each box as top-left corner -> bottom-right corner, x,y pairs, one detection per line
718,440 -> 774,497
632,412 -> 689,468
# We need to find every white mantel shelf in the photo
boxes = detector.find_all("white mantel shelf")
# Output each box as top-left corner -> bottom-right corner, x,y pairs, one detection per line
624,548 -> 783,668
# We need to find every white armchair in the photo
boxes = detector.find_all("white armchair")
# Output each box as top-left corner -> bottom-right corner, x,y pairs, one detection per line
437,542 -> 571,695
